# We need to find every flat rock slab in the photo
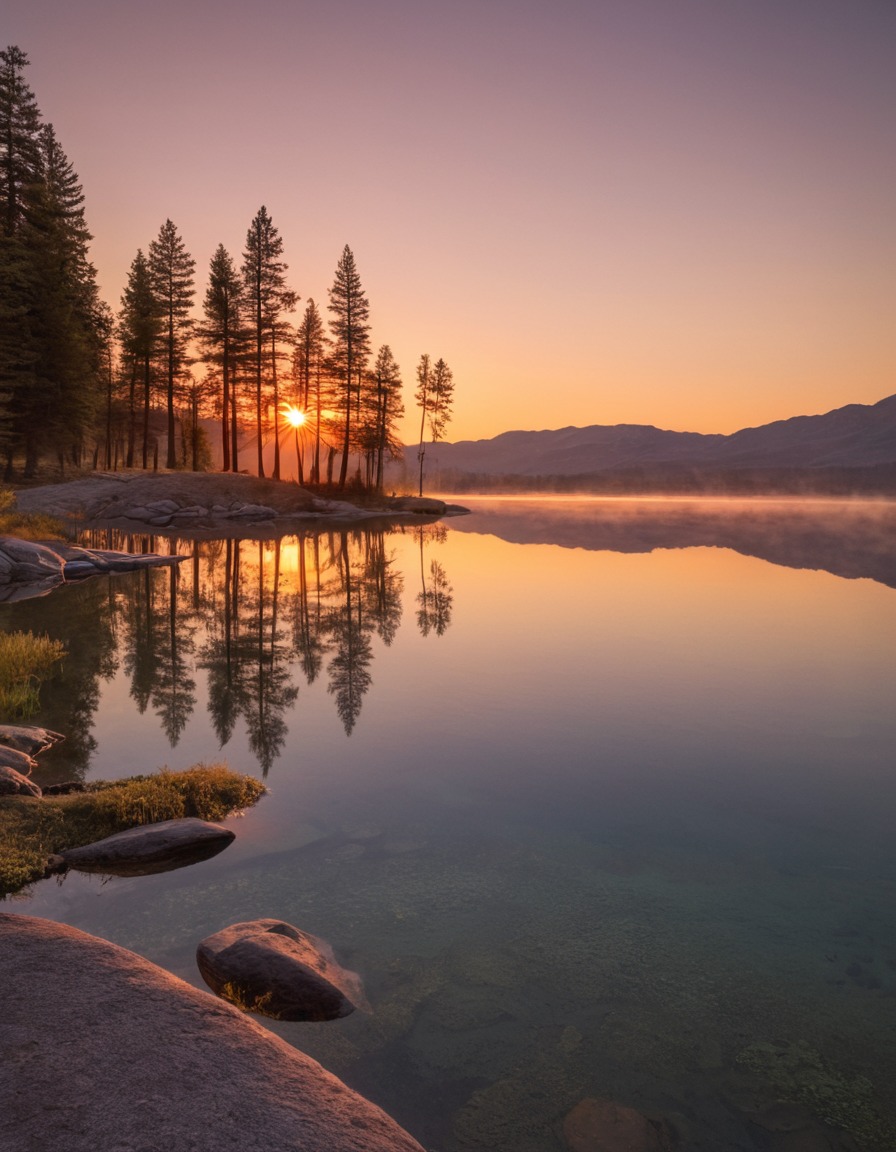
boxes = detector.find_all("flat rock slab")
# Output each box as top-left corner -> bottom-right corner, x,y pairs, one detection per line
0,724 -> 64,756
0,534 -> 185,602
197,918 -> 369,1021
0,744 -> 37,776
0,913 -> 424,1152
59,817 -> 236,876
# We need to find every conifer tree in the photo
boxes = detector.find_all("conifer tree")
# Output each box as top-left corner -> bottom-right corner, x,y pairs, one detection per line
119,249 -> 160,468
149,219 -> 195,469
327,245 -> 370,489
292,298 -> 328,483
366,345 -> 404,492
198,244 -> 245,471
241,207 -> 296,479
415,355 -> 454,495
0,46 -> 42,239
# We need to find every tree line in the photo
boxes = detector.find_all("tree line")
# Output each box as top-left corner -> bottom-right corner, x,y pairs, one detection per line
0,46 -> 454,491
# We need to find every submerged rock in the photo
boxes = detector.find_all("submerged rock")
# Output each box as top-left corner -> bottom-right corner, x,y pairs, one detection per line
0,913 -> 425,1152
59,817 -> 235,876
562,1097 -> 673,1152
0,764 -> 42,797
197,918 -> 369,1021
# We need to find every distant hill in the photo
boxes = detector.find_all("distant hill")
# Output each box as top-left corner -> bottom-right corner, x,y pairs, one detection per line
410,394 -> 896,494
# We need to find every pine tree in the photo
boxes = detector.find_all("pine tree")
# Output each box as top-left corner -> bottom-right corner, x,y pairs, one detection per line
292,298 -> 329,484
0,46 -> 42,239
365,345 -> 404,492
415,355 -> 454,495
241,207 -> 296,479
327,245 -> 371,489
148,219 -> 195,469
119,249 -> 161,468
198,245 -> 245,472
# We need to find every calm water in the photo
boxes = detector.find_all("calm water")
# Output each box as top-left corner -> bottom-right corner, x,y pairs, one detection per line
6,497 -> 896,1152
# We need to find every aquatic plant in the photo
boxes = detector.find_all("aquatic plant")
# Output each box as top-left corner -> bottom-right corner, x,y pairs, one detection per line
0,630 -> 66,717
736,1040 -> 895,1148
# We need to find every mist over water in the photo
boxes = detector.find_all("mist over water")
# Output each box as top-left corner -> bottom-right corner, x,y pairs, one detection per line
8,498 -> 896,1151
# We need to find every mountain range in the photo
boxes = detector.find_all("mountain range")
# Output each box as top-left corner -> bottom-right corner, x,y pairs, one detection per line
414,394 -> 896,494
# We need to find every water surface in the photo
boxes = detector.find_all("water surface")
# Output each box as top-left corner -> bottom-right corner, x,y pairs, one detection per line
7,497 -> 896,1151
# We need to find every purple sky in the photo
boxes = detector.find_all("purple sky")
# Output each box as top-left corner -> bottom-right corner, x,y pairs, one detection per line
6,0 -> 896,442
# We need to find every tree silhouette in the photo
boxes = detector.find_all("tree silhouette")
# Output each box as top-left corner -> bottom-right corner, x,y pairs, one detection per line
148,219 -> 195,469
327,245 -> 371,489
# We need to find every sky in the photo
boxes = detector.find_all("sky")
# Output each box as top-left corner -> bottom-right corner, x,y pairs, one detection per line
5,0 -> 896,444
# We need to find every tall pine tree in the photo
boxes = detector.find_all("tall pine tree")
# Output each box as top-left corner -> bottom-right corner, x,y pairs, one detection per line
327,245 -> 370,489
148,219 -> 195,469
198,244 -> 245,472
241,207 -> 296,479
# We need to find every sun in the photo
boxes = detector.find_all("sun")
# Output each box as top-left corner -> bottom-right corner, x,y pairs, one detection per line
283,405 -> 306,428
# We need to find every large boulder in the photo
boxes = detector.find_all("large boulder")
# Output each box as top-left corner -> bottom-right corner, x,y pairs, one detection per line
0,913 -> 424,1152
197,918 -> 369,1021
59,817 -> 236,876
0,764 -> 41,797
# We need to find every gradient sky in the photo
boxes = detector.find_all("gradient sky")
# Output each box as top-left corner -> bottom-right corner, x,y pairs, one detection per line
6,0 -> 896,443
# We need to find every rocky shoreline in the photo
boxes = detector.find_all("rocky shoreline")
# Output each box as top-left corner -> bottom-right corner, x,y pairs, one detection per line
12,470 -> 461,534
0,913 -> 424,1152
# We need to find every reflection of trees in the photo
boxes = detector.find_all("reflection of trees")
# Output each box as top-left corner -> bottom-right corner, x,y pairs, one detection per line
18,521 -> 455,776
289,533 -> 330,686
237,539 -> 299,775
0,575 -> 120,778
325,532 -> 375,735
415,525 -> 454,638
122,546 -> 197,746
197,538 -> 243,746
150,559 -> 197,745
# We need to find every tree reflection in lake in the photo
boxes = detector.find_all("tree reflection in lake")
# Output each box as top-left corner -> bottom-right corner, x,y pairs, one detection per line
24,526 -> 454,776
415,524 -> 454,638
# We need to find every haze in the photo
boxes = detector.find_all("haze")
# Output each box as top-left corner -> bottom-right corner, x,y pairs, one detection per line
6,0 -> 896,444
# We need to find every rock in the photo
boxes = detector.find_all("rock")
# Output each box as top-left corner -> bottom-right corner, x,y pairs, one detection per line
0,725 -> 64,757
0,536 -> 64,583
41,781 -> 85,796
0,765 -> 41,797
0,913 -> 425,1152
0,745 -> 38,776
197,918 -> 369,1021
388,496 -> 447,514
563,1097 -> 672,1152
59,817 -> 236,877
227,503 -> 277,518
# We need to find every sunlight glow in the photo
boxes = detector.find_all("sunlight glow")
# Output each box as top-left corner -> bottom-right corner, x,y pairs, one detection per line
283,404 -> 306,428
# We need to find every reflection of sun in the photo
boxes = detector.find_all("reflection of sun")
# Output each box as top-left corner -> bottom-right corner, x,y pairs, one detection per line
283,405 -> 305,428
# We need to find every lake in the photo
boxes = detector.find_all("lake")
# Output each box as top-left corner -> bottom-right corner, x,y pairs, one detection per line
6,496 -> 896,1152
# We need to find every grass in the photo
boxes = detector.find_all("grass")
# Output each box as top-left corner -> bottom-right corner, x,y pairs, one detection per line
0,763 -> 266,898
0,630 -> 67,718
0,487 -> 67,541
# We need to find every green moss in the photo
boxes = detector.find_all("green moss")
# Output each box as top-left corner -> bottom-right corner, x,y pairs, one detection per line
736,1041 -> 895,1148
0,763 -> 265,898
0,630 -> 66,717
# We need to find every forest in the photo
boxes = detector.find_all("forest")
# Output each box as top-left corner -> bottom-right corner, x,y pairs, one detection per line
0,47 -> 454,492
